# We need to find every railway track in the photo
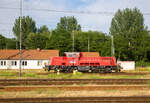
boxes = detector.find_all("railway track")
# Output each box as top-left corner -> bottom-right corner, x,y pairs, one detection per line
0,79 -> 150,86
1,85 -> 150,92
37,72 -> 150,75
0,97 -> 150,103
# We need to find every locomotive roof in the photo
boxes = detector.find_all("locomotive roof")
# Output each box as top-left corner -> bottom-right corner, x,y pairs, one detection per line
81,52 -> 99,57
64,52 -> 100,57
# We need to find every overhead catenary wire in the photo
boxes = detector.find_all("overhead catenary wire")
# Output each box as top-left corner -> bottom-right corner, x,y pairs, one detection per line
0,6 -> 150,16
0,5 -> 150,38
0,6 -> 149,33
0,1 -> 18,6
0,7 -> 114,15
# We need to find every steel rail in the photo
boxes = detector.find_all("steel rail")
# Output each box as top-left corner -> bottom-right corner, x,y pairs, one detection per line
0,79 -> 150,86
0,97 -> 150,103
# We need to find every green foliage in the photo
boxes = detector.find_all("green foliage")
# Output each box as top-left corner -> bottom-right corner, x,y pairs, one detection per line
38,25 -> 49,33
110,8 -> 150,61
0,34 -> 17,49
46,29 -> 72,55
74,31 -> 111,56
37,25 -> 52,39
13,16 -> 37,48
57,16 -> 81,32
5,38 -> 17,49
135,61 -> 150,67
46,29 -> 111,56
0,34 -> 6,49
25,33 -> 48,49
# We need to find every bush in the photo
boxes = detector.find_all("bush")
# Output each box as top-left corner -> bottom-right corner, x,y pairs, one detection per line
135,61 -> 150,67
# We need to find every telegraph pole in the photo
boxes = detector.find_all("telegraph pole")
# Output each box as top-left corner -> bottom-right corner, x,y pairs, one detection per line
72,30 -> 74,52
88,37 -> 90,52
111,35 -> 115,56
19,0 -> 22,76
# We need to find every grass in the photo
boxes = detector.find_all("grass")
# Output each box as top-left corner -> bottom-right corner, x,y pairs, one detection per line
23,72 -> 38,78
0,72 -> 16,76
0,68 -> 150,79
135,67 -> 150,72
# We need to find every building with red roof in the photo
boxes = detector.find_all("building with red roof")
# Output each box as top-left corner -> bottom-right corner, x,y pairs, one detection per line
0,49 -> 59,69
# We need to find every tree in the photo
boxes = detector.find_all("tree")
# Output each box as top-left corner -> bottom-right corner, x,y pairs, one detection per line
74,31 -> 111,56
45,16 -> 81,55
45,29 -> 72,55
25,33 -> 48,49
0,34 -> 6,49
110,8 -> 150,61
38,25 -> 49,33
57,16 -> 81,32
0,34 -> 17,49
13,16 -> 37,48
38,25 -> 52,39
5,38 -> 17,49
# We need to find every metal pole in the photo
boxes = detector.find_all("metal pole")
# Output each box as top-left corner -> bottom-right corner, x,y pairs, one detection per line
72,30 -> 74,52
19,0 -> 22,77
16,40 -> 18,49
88,37 -> 90,52
111,35 -> 114,56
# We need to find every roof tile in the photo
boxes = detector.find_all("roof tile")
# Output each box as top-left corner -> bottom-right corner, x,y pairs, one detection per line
0,49 -> 59,60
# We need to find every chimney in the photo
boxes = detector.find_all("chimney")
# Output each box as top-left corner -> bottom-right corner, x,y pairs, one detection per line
37,48 -> 40,51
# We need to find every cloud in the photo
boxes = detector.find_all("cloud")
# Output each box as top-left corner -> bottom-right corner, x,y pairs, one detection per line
0,0 -> 150,38
23,0 -> 68,30
0,0 -> 19,38
76,0 -> 150,33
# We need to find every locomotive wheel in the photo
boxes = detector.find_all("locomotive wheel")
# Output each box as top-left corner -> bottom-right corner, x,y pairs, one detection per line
104,68 -> 112,73
74,67 -> 78,71
68,67 -> 73,73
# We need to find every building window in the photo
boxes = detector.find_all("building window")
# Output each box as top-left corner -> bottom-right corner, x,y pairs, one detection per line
11,61 -> 17,66
4,61 -> 6,66
37,60 -> 42,66
22,61 -> 27,66
1,61 -> 3,66
0,61 -> 6,66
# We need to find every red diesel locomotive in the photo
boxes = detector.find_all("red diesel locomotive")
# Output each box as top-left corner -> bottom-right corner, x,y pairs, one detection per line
48,52 -> 120,73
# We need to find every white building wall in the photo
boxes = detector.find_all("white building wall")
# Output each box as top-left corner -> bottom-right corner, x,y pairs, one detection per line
0,60 -> 50,69
117,61 -> 135,70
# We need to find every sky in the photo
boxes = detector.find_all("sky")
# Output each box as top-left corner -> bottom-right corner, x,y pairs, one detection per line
0,0 -> 150,38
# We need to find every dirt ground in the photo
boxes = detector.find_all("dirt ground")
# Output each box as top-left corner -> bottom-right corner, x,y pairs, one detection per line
0,69 -> 150,98
0,89 -> 150,98
0,85 -> 150,98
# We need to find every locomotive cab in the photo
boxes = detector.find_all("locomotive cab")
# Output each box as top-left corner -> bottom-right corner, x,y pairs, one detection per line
65,52 -> 80,58
64,52 -> 80,68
